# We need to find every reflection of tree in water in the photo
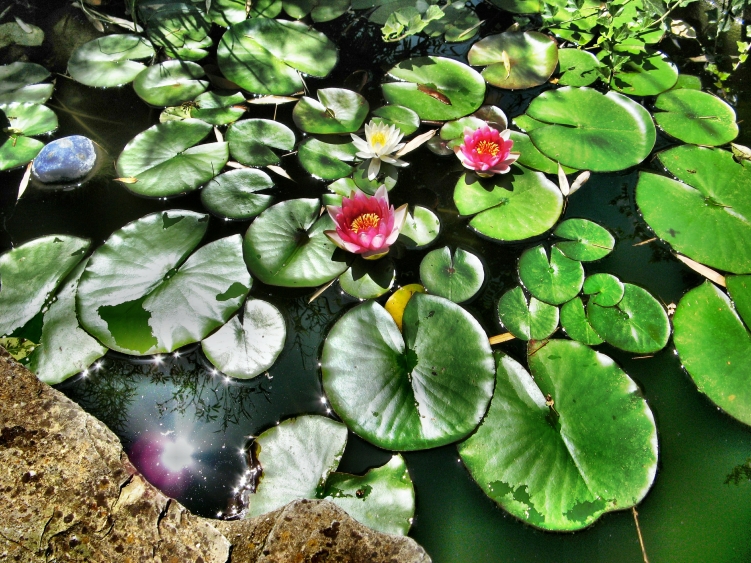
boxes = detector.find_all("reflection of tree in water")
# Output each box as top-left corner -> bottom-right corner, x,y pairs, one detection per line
289,294 -> 342,371
57,348 -> 271,436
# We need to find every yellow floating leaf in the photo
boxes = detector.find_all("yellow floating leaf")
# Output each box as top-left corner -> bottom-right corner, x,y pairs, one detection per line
385,284 -> 426,331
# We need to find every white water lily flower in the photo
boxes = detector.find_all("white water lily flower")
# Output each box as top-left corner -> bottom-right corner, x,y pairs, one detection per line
351,121 -> 408,181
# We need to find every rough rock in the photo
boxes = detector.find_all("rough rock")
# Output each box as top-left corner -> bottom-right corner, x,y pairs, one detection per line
31,135 -> 96,184
0,349 -> 431,563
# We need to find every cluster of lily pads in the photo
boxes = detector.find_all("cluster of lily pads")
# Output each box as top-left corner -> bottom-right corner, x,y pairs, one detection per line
1,0 -> 750,540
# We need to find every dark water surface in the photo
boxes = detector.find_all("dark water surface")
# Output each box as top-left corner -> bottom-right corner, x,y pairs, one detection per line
2,6 -> 751,563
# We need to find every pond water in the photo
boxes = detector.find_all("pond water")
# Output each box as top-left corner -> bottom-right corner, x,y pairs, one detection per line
2,2 -> 751,562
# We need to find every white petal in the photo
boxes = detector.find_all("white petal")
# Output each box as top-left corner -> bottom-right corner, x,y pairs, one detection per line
368,158 -> 381,181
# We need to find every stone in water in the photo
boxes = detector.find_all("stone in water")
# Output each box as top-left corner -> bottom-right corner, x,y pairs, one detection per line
32,135 -> 97,183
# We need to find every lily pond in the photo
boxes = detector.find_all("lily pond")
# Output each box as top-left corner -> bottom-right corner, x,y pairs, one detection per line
2,0 -> 751,561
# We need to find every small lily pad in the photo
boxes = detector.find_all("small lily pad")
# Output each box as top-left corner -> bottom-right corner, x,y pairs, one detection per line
518,245 -> 584,306
243,198 -> 349,287
284,0 -> 350,22
583,273 -> 624,307
186,91 -> 246,126
207,0 -> 282,26
200,169 -> 275,220
399,206 -> 440,249
587,283 -> 670,353
116,119 -> 228,197
298,136 -> 357,180
339,257 -> 396,299
553,218 -> 615,261
372,105 -> 420,136
468,31 -> 559,90
292,88 -> 369,134
497,286 -> 559,341
353,161 -> 399,194
0,62 -> 52,104
227,119 -> 295,167
560,297 -> 603,345
654,89 -> 739,146
556,48 -> 600,87
610,50 -> 678,96
202,299 -> 286,379
420,246 -> 484,303
67,34 -> 155,88
133,60 -> 209,107
0,102 -> 57,136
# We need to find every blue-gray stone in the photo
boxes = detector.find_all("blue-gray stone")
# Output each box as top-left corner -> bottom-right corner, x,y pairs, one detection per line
32,135 -> 97,183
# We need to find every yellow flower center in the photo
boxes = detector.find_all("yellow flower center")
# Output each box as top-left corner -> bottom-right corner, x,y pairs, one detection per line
370,131 -> 387,147
475,140 -> 500,156
350,213 -> 381,233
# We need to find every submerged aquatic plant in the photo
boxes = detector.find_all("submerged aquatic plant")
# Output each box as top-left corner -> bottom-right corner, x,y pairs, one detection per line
455,125 -> 519,176
351,120 -> 408,180
325,186 -> 407,260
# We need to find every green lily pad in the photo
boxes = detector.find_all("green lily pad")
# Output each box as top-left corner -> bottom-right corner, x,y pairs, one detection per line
323,455 -> 415,536
0,102 -> 57,136
556,48 -> 600,87
440,116 -> 486,146
487,0 -> 541,12
200,169 -> 275,220
0,135 -> 44,171
508,131 -> 575,175
560,297 -> 603,345
671,74 -> 702,90
0,235 -> 89,338
339,257 -> 396,299
227,119 -> 295,167
382,56 -> 486,121
77,211 -> 251,355
293,88 -> 369,134
116,119 -> 228,197
245,415 -> 348,518
353,160 -> 399,194
453,166 -> 564,242
27,259 -> 107,385
321,293 -> 495,450
654,89 -> 739,146
298,136 -> 357,180
587,283 -> 670,353
610,50 -> 678,96
518,245 -> 584,306
372,105 -> 420,136
553,218 -> 615,261
726,275 -> 751,329
419,246 -> 484,303
133,60 -> 209,107
399,206 -> 440,249
583,273 -> 624,307
674,281 -> 751,426
140,0 -> 212,60
327,177 -> 358,198
217,18 -> 338,95
425,1 -> 481,42
497,286 -> 559,341
468,31 -> 559,90
243,198 -> 349,287
201,299 -> 286,379
636,145 -> 751,274
526,87 -> 656,172
207,0 -> 282,26
67,34 -> 155,88
284,0 -> 350,21
458,344 -> 658,531
0,62 -> 52,104
189,91 -> 246,126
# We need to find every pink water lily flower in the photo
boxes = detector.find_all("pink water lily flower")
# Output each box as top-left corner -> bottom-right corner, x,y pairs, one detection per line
325,186 -> 408,260
455,125 -> 520,177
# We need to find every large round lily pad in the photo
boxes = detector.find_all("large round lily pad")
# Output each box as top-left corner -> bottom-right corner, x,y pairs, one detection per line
245,415 -> 348,517
526,87 -> 656,172
674,281 -> 751,426
116,119 -> 228,197
454,166 -> 563,242
200,169 -> 275,220
27,259 -> 107,385
518,245 -> 584,305
243,198 -> 349,287
227,119 -> 295,167
321,294 -> 495,450
654,89 -> 738,146
587,283 -> 670,353
381,56 -> 485,121
610,50 -> 678,96
0,235 -> 89,338
556,48 -> 600,87
458,344 -> 658,531
217,18 -> 338,95
133,60 -> 209,107
636,145 -> 751,274
468,31 -> 558,90
67,34 -> 155,88
77,211 -> 251,355
202,298 -> 286,379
